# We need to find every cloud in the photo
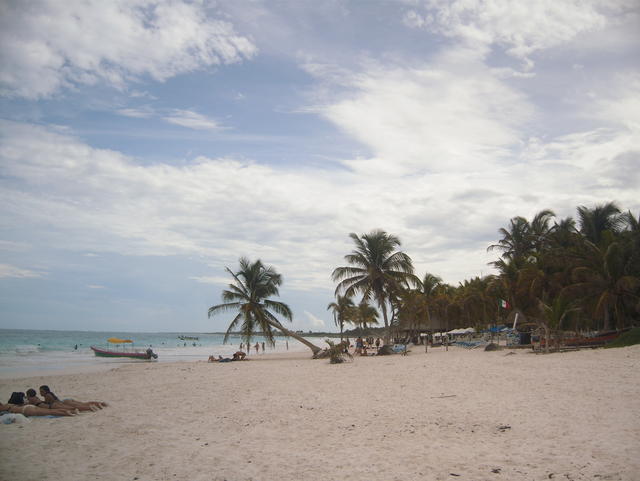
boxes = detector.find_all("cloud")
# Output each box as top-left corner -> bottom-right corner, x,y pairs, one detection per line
0,263 -> 44,279
117,108 -> 154,119
403,0 -> 623,65
189,276 -> 232,286
0,0 -> 257,99
1,115 -> 638,293
309,49 -> 533,173
304,311 -> 326,329
163,110 -> 224,131
87,284 -> 106,289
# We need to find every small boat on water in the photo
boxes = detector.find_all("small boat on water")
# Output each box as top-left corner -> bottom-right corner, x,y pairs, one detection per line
178,335 -> 199,341
90,338 -> 158,360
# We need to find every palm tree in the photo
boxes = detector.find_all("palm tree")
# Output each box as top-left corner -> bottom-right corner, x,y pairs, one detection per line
488,209 -> 555,261
332,230 -> 419,342
208,257 -> 322,356
327,295 -> 355,341
487,216 -> 532,260
577,202 -> 623,246
565,240 -> 639,330
537,296 -> 579,353
353,301 -> 379,334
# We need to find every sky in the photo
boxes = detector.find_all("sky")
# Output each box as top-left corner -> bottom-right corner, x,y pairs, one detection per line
0,0 -> 639,333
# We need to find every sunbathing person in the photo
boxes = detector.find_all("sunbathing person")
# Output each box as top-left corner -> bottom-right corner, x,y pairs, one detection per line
4,393 -> 77,416
39,385 -> 106,411
232,351 -> 246,361
26,388 -> 50,407
214,355 -> 233,362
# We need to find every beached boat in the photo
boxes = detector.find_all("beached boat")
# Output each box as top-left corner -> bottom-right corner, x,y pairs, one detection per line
90,338 -> 158,360
178,335 -> 199,341
539,330 -> 627,349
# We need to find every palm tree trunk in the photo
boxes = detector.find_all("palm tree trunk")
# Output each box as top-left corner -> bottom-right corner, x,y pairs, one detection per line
268,320 -> 321,355
377,295 -> 391,345
380,300 -> 390,344
603,308 -> 611,332
544,324 -> 550,354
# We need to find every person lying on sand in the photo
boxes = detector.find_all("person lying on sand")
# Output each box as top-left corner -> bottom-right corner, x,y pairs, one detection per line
209,352 -> 248,362
26,388 -> 52,407
39,385 -> 107,411
4,393 -> 77,416
210,355 -> 233,362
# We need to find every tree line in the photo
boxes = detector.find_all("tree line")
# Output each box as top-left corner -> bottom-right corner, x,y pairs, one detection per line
209,202 -> 639,356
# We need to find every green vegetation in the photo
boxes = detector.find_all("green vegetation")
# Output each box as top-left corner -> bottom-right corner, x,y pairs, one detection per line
604,328 -> 640,348
331,230 -> 419,342
209,203 -> 639,358
208,257 -> 322,356
329,204 -> 638,343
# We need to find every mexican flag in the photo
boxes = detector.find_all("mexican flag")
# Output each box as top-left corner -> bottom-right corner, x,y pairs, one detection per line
499,299 -> 510,309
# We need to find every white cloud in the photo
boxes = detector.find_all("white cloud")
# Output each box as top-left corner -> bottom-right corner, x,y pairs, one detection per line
304,311 -> 326,329
1,117 -> 638,293
0,0 -> 257,99
189,276 -> 231,286
0,240 -> 31,252
117,108 -> 154,119
163,110 -> 223,131
309,49 -> 533,173
0,263 -> 44,279
87,284 -> 105,289
403,0 -> 623,64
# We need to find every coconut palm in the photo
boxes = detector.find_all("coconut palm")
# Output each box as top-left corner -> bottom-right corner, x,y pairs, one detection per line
353,301 -> 379,333
327,295 -> 355,341
488,210 -> 555,261
332,230 -> 419,342
564,240 -> 639,330
537,296 -> 580,353
577,202 -> 623,246
208,257 -> 322,356
487,216 -> 532,260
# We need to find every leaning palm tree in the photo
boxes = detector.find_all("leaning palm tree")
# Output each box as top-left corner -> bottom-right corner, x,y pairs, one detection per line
332,230 -> 419,342
327,294 -> 355,341
208,257 -> 322,356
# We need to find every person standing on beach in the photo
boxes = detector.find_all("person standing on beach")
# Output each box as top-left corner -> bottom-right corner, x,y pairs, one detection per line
286,340 -> 288,350
255,342 -> 260,354
355,337 -> 363,356
261,341 -> 265,352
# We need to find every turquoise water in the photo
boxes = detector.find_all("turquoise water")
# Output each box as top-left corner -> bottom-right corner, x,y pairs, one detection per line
0,329 -> 307,378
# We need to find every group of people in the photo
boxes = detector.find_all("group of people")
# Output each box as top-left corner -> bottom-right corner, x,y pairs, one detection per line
208,351 -> 247,363
239,341 -> 267,354
353,337 -> 383,356
0,385 -> 108,417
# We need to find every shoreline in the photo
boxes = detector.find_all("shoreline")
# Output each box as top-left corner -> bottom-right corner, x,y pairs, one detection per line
0,347 -> 314,381
1,345 -> 638,481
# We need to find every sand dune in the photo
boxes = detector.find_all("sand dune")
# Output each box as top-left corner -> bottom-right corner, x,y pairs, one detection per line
1,345 -> 638,481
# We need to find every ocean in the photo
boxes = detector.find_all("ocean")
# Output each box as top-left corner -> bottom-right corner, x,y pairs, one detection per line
0,329 -> 312,379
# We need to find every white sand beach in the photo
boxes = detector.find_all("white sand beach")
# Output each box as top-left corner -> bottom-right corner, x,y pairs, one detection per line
1,345 -> 639,481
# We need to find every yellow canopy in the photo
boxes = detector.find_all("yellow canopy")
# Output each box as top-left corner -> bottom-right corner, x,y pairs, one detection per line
107,338 -> 133,344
